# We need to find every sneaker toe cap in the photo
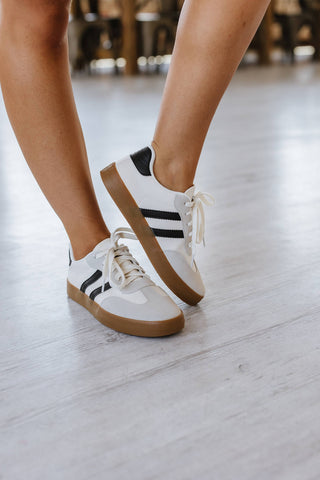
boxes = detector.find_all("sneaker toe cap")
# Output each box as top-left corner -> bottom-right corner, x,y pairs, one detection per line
164,250 -> 205,298
99,286 -> 182,322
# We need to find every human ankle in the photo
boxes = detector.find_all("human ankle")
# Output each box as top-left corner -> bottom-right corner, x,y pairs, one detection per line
69,228 -> 110,261
154,163 -> 193,192
152,143 -> 195,193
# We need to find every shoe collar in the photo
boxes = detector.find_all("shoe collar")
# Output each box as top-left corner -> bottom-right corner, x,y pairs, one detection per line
148,144 -> 195,199
69,237 -> 112,266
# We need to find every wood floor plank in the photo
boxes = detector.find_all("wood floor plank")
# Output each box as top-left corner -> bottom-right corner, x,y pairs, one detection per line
1,63 -> 320,480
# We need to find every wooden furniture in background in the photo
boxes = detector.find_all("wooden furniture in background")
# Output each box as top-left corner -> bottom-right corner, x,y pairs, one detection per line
274,0 -> 320,62
250,3 -> 274,65
121,0 -> 139,75
70,0 -> 275,73
259,4 -> 274,64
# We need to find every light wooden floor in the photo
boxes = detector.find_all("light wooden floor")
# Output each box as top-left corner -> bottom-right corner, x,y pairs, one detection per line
1,63 -> 320,480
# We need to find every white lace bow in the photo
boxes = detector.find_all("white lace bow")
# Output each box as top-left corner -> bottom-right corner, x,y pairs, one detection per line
185,191 -> 214,264
94,227 -> 147,291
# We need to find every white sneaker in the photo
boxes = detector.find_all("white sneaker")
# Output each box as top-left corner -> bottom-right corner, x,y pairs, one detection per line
67,228 -> 184,337
100,146 -> 213,305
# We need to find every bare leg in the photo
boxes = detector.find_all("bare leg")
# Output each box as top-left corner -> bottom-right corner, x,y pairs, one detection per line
153,0 -> 271,192
0,0 -> 109,259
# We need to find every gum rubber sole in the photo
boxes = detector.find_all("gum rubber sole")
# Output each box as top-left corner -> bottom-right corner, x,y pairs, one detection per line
100,163 -> 203,306
67,281 -> 184,337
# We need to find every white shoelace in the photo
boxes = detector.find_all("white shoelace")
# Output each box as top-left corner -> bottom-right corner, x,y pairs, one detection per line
94,227 -> 148,291
185,191 -> 214,264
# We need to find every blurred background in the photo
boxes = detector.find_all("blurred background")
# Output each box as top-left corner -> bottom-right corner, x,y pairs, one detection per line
68,0 -> 320,75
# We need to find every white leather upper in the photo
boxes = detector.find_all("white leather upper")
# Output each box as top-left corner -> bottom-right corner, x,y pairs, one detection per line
68,233 -> 181,321
115,146 -> 207,295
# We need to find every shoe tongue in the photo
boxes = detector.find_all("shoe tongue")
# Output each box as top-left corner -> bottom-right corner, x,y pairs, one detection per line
184,186 -> 195,199
92,237 -> 112,254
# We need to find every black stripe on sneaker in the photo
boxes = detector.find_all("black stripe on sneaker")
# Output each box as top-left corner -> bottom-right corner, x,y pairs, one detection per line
130,147 -> 152,176
80,270 -> 103,293
69,249 -> 72,267
140,208 -> 181,221
151,228 -> 184,238
89,282 -> 111,301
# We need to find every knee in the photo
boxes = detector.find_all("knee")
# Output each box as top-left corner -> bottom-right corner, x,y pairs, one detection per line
2,0 -> 71,49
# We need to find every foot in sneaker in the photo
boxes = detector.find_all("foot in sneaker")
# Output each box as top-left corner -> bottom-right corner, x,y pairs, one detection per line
67,227 -> 184,337
100,146 -> 213,305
